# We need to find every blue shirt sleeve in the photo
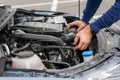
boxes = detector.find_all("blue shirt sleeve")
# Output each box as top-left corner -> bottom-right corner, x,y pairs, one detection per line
90,1 -> 120,33
82,0 -> 102,23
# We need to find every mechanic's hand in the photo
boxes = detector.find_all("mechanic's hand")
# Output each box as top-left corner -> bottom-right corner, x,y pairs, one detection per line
66,20 -> 92,50
74,25 -> 92,50
66,20 -> 87,32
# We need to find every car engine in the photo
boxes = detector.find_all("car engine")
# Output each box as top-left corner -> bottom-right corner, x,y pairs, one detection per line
1,8 -> 89,69
0,5 -> 120,78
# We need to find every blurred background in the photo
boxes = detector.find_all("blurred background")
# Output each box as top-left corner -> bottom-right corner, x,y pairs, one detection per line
1,0 -> 119,25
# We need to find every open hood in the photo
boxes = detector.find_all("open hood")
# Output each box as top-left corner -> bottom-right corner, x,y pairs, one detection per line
0,4 -> 16,31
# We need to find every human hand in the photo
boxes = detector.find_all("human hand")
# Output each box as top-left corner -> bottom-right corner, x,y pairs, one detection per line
66,20 -> 87,32
66,20 -> 92,50
74,25 -> 92,50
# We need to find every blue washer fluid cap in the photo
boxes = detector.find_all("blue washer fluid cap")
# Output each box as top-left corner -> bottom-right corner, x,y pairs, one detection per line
82,51 -> 94,57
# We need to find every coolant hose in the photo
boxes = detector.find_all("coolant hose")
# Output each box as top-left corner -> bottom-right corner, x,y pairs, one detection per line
14,30 -> 65,46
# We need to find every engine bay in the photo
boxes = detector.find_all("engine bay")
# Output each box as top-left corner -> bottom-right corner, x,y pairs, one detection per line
0,6 -> 120,77
2,8 -> 93,69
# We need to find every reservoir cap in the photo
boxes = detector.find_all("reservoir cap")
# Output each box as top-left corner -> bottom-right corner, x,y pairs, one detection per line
82,51 -> 94,57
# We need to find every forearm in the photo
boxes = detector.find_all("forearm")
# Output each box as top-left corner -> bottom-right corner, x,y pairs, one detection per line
82,0 -> 102,23
90,1 -> 120,33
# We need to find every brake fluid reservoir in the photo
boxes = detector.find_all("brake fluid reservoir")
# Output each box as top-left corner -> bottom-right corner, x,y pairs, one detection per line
82,51 -> 94,62
11,51 -> 45,70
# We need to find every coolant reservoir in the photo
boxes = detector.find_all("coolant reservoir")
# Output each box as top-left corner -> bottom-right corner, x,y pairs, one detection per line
11,51 -> 45,70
